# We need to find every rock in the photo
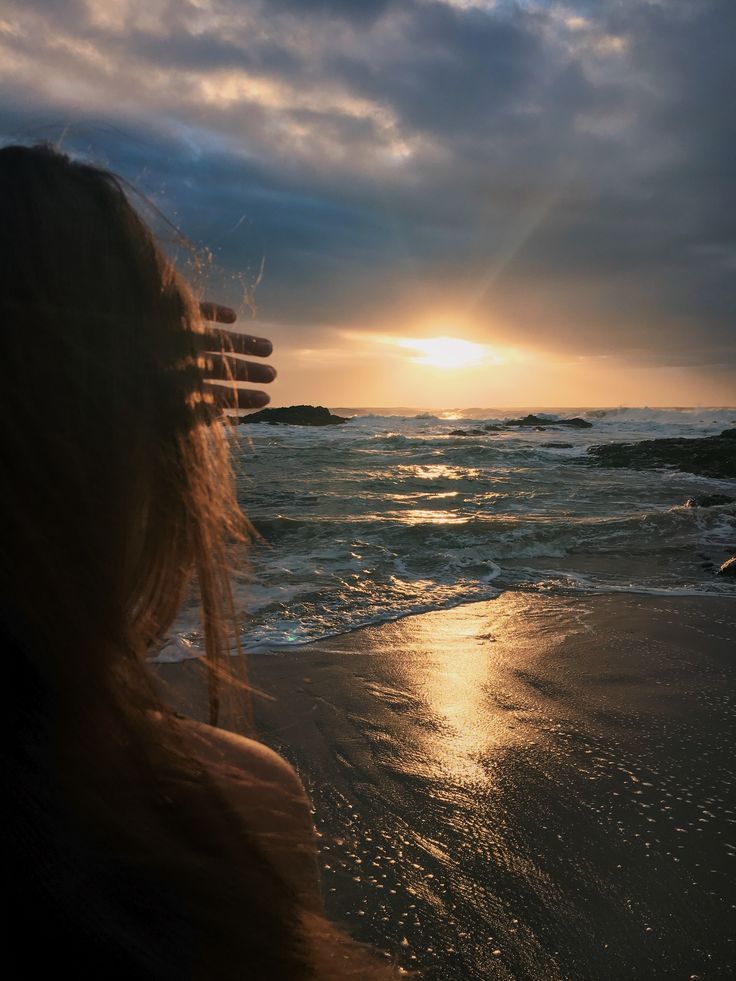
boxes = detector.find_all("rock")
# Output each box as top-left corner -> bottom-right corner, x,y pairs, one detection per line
541,441 -> 574,449
505,414 -> 592,429
684,494 -> 736,508
717,556 -> 736,577
586,428 -> 736,480
237,405 -> 348,426
450,428 -> 486,436
449,429 -> 468,436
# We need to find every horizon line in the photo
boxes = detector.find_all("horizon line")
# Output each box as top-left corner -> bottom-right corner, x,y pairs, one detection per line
263,404 -> 736,412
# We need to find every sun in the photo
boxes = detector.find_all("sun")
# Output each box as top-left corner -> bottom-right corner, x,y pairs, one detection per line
395,335 -> 498,369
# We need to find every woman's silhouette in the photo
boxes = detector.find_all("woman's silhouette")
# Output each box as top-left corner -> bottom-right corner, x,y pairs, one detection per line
3,143 -> 397,979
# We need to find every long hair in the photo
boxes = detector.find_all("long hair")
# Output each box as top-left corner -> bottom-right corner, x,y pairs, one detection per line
2,143 -> 396,979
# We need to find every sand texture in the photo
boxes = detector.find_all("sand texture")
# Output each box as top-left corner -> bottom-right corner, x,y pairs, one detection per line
153,592 -> 736,979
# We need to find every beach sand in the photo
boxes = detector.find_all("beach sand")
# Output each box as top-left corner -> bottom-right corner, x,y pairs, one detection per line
153,592 -> 736,979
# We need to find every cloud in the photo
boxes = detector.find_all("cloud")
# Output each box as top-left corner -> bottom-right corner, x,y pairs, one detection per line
0,0 -> 734,382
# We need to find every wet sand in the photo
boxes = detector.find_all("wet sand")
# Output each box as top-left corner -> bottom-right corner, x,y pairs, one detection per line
154,593 -> 736,979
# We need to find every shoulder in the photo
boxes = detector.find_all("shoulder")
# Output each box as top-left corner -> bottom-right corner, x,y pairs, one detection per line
180,718 -> 309,800
173,717 -> 321,908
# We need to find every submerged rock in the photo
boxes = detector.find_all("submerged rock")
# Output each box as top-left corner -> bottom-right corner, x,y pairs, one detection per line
450,428 -> 486,436
505,414 -> 592,429
541,441 -> 574,449
586,428 -> 736,480
238,405 -> 348,426
482,415 -> 592,432
717,556 -> 736,577
684,494 -> 736,508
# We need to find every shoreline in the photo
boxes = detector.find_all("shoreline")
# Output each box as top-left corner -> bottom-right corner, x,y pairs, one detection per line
154,575 -> 736,665
154,592 -> 736,979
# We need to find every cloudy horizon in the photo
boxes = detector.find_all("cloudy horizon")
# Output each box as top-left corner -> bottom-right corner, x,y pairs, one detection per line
1,0 -> 734,406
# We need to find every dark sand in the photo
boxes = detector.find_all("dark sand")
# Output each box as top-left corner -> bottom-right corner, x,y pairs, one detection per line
154,593 -> 736,979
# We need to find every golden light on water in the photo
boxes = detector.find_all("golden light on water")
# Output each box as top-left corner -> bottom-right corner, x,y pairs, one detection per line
392,599 -> 541,784
393,335 -> 500,369
399,508 -> 469,525
397,464 -> 477,480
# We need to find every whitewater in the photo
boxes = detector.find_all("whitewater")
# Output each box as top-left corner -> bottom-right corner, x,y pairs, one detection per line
156,407 -> 735,661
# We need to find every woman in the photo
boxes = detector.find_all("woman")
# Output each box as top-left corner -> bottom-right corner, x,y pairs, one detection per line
3,143 -> 398,979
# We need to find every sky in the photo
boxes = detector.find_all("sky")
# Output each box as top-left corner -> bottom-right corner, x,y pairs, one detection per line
1,0 -> 734,407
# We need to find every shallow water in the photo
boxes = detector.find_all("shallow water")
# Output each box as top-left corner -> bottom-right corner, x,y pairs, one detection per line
251,593 -> 736,980
158,407 -> 735,660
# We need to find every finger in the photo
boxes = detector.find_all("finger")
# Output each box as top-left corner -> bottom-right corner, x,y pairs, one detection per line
195,328 -> 273,358
203,382 -> 271,410
202,354 -> 277,384
199,301 -> 237,324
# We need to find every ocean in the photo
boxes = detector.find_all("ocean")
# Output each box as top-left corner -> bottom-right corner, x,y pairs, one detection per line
156,407 -> 736,661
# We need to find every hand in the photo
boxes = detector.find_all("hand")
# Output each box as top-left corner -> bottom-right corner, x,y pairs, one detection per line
197,302 -> 276,411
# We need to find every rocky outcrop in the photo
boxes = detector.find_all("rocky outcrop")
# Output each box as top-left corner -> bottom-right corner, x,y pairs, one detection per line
452,417 -> 590,436
238,405 -> 348,426
501,414 -> 593,429
684,494 -> 736,508
717,557 -> 736,577
586,429 -> 736,480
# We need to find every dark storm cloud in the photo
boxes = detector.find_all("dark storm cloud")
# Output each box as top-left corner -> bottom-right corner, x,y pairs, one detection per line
264,0 -> 396,22
326,2 -> 542,135
0,0 -> 733,370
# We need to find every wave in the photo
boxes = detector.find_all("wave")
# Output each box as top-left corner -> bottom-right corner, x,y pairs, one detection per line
507,567 -> 735,599
154,568 -> 732,662
251,503 -> 735,542
152,407 -> 736,659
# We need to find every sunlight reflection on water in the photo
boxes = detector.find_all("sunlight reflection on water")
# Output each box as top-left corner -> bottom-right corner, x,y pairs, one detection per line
398,509 -> 470,525
249,593 -> 736,980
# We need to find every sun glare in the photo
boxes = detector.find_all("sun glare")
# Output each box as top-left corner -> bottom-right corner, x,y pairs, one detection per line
395,336 -> 498,369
